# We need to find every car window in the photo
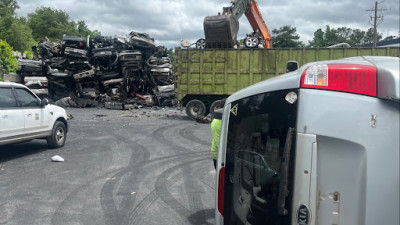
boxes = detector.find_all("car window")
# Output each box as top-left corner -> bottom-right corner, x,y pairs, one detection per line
224,90 -> 298,225
0,87 -> 18,108
14,88 -> 40,107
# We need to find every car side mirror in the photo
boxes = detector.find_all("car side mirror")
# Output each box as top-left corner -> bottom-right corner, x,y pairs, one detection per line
41,98 -> 49,108
286,61 -> 299,73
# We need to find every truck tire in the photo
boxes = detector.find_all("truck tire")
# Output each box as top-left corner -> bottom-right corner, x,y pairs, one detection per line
47,121 -> 67,148
210,100 -> 222,120
186,99 -> 206,120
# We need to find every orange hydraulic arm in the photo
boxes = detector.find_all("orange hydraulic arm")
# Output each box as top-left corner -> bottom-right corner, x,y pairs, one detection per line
245,0 -> 272,48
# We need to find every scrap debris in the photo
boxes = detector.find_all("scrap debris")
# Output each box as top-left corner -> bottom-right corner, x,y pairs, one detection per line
17,32 -> 175,109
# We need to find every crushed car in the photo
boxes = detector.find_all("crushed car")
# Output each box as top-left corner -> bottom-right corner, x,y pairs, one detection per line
16,31 -> 175,108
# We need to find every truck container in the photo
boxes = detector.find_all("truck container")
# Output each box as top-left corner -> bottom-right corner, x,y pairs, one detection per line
174,47 -> 400,119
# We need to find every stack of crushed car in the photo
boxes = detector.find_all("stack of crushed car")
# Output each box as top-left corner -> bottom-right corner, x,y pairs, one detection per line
17,32 -> 175,109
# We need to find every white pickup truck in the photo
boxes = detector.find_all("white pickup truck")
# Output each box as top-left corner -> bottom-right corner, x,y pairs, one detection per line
0,82 -> 68,148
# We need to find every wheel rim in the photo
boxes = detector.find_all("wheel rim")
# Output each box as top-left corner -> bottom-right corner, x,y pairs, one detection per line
56,127 -> 64,144
245,37 -> 258,47
190,104 -> 200,114
196,39 -> 205,49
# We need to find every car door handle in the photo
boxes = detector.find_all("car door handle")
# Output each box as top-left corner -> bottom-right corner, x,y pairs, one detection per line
2,115 -> 8,118
27,113 -> 32,117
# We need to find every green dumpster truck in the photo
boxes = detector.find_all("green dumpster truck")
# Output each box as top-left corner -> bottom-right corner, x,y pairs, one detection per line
174,47 -> 400,119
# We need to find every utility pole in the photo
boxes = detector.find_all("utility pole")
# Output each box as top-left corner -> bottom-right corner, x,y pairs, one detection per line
366,1 -> 386,47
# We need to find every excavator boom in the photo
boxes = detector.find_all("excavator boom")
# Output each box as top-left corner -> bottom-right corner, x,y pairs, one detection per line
245,0 -> 272,48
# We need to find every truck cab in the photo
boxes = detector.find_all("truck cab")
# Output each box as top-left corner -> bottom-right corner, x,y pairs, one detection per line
215,56 -> 399,225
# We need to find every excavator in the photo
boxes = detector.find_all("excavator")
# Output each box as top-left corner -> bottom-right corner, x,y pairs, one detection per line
195,0 -> 272,49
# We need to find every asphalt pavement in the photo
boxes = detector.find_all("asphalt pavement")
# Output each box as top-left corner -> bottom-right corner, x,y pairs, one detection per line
0,107 -> 216,225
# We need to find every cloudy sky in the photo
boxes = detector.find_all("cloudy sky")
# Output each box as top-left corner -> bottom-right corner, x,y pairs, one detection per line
16,0 -> 399,48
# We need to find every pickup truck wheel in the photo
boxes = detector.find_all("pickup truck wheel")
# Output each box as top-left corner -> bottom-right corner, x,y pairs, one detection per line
47,121 -> 67,148
186,99 -> 206,120
244,36 -> 259,48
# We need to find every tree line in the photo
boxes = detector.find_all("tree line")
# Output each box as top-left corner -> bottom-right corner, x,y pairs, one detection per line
271,25 -> 398,48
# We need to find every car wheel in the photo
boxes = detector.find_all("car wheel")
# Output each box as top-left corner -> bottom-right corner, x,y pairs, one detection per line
210,100 -> 222,120
47,121 -> 67,148
186,99 -> 206,120
244,36 -> 259,48
196,39 -> 206,49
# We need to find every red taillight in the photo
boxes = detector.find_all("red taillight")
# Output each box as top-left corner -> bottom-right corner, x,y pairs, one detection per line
300,64 -> 377,96
218,167 -> 225,216
41,82 -> 48,86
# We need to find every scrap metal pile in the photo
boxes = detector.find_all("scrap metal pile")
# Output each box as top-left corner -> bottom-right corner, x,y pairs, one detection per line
17,32 -> 175,109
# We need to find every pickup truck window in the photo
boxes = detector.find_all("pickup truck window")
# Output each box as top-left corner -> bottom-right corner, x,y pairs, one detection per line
0,87 -> 18,108
14,88 -> 40,107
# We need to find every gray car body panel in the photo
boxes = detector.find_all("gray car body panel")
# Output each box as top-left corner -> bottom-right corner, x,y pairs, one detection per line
296,89 -> 399,225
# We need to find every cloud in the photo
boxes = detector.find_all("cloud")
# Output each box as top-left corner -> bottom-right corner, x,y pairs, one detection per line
16,0 -> 399,48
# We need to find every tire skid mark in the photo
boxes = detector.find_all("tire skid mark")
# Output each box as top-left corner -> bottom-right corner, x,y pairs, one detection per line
52,118 -> 209,225
152,122 -> 195,153
51,149 -> 208,224
127,170 -> 182,225
178,126 -> 210,147
100,139 -> 149,225
126,154 -> 210,225
50,144 -> 116,225
154,157 -> 210,225
181,160 -> 208,223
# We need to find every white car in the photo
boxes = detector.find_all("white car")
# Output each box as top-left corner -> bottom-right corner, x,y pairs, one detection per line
0,82 -> 68,148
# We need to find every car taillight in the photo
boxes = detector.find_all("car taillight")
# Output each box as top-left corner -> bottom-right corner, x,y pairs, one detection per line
300,64 -> 377,96
217,167 -> 225,217
41,81 -> 48,86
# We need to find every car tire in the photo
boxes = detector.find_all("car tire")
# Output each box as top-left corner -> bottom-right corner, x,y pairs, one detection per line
186,99 -> 206,120
244,36 -> 259,48
210,100 -> 222,120
47,121 -> 67,148
196,39 -> 206,49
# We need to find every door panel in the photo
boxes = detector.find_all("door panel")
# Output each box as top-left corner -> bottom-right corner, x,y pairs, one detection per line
14,88 -> 49,133
0,87 -> 24,139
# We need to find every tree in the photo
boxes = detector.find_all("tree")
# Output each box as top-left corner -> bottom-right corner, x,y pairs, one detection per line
363,28 -> 382,44
271,25 -> 304,48
28,7 -> 101,42
309,26 -> 383,47
0,0 -> 36,52
5,18 -> 36,51
28,7 -> 75,41
309,29 -> 325,47
0,39 -> 18,74
168,49 -> 175,65
76,20 -> 101,37
349,29 -> 366,46
383,35 -> 399,41
0,0 -> 18,17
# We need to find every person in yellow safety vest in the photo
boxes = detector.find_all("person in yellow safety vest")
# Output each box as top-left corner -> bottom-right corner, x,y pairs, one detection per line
211,100 -> 225,169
